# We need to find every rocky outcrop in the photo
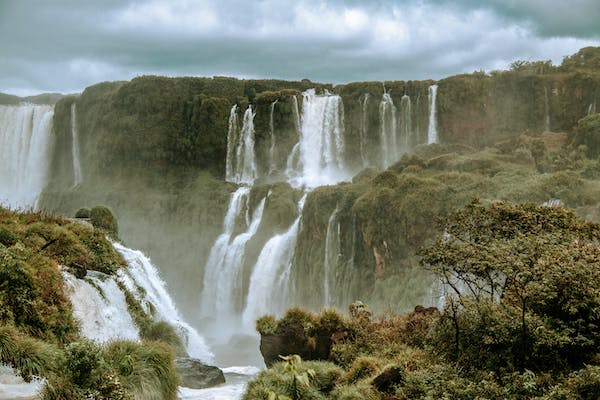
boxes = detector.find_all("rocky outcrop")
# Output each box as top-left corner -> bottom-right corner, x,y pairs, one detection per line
174,358 -> 225,389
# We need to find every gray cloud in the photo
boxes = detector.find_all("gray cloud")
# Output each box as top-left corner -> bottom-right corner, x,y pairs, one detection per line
1,0 -> 599,95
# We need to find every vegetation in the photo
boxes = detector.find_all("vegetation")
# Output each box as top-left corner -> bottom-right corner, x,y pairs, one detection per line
0,206 -> 180,400
89,205 -> 119,238
249,201 -> 600,399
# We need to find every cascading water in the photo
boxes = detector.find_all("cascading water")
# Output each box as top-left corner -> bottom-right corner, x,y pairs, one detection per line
62,270 -> 140,342
427,84 -> 439,144
323,207 -> 340,307
288,89 -> 348,188
399,94 -> 412,149
0,104 -> 54,209
242,195 -> 307,327
379,91 -> 398,168
359,93 -> 370,166
114,242 -> 214,363
201,187 -> 251,318
202,189 -> 266,322
70,103 -> 83,186
268,100 -> 278,174
226,105 -> 257,184
202,88 -> 351,363
225,105 -> 239,182
63,243 -> 213,363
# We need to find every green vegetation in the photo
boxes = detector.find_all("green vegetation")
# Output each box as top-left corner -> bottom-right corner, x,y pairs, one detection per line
250,201 -> 600,399
0,206 -> 180,400
89,205 -> 119,238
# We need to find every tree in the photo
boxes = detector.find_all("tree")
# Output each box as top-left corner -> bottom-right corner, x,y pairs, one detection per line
420,200 -> 600,371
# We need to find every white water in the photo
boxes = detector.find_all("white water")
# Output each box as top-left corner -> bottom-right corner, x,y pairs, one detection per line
399,94 -> 412,150
62,270 -> 140,342
0,365 -> 44,400
427,84 -> 438,144
114,242 -> 214,363
201,187 -> 252,319
379,92 -> 398,168
242,195 -> 306,327
203,190 -> 266,321
359,93 -> 370,166
268,100 -> 278,174
0,104 -> 54,209
70,103 -> 83,186
225,105 -> 239,182
178,366 -> 260,400
226,105 -> 257,184
323,207 -> 340,307
288,89 -> 348,188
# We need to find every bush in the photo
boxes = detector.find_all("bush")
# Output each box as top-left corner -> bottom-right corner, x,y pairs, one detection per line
74,208 -> 90,218
89,205 -> 119,238
104,340 -> 180,400
256,315 -> 278,335
0,227 -> 17,246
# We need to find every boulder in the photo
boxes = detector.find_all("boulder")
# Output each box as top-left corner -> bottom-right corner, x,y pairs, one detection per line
174,358 -> 225,389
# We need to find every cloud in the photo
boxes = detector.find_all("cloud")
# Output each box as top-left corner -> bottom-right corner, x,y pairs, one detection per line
0,0 -> 598,95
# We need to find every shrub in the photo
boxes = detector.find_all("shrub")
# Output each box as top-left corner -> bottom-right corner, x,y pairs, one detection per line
256,315 -> 278,335
0,227 -> 18,246
104,340 -> 180,400
74,208 -> 90,218
142,321 -> 185,356
89,205 -> 119,238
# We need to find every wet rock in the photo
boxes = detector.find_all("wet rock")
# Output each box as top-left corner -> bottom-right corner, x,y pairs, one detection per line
174,357 -> 225,389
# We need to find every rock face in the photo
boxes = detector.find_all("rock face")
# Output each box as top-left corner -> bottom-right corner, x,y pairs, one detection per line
174,358 -> 225,389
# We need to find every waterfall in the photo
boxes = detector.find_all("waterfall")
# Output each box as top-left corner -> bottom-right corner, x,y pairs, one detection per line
70,103 -> 83,186
588,101 -> 597,115
323,207 -> 340,307
225,105 -> 239,182
0,104 -> 55,209
288,89 -> 347,188
427,84 -> 438,144
379,92 -> 398,168
399,94 -> 412,150
359,94 -> 370,166
0,365 -> 44,399
544,86 -> 551,131
201,189 -> 266,320
268,100 -> 278,174
242,195 -> 306,327
201,187 -> 252,317
114,242 -> 214,363
226,105 -> 257,184
291,95 -> 301,134
62,270 -> 140,343
64,244 -> 214,363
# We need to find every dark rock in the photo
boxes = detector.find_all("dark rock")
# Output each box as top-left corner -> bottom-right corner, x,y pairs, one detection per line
372,366 -> 404,393
174,357 -> 225,389
260,321 -> 313,368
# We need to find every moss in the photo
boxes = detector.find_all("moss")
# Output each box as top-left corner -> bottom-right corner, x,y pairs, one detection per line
256,315 -> 278,335
89,205 -> 118,238
74,208 -> 90,218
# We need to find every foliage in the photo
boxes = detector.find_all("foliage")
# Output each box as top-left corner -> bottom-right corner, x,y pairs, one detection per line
103,340 -> 180,400
244,356 -> 340,400
257,315 -> 278,335
89,205 -> 119,238
74,208 -> 90,218
571,113 -> 600,158
420,200 -> 600,371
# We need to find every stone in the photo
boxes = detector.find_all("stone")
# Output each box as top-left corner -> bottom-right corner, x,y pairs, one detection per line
174,357 -> 225,389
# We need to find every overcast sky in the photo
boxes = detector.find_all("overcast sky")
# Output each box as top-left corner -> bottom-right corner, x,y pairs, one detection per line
1,0 -> 599,96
